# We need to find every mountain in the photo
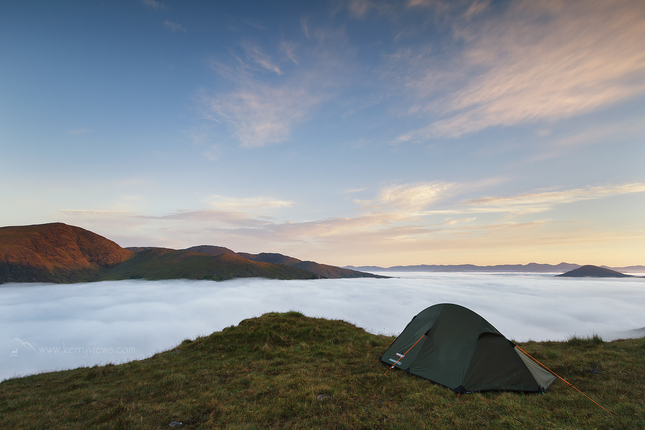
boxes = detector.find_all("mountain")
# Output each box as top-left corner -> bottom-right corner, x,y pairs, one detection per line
607,265 -> 645,274
0,223 -> 381,284
238,252 -> 302,266
557,265 -> 632,278
103,248 -> 318,281
291,261 -> 381,279
236,251 -> 384,279
346,262 -> 582,273
182,245 -> 238,257
0,223 -> 133,283
183,246 -> 385,279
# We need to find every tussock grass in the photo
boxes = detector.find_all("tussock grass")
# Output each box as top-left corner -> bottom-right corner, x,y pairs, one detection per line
1,311 -> 643,429
566,333 -> 605,346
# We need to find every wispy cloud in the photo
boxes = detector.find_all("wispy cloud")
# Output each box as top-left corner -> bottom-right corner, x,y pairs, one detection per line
163,20 -> 186,32
406,0 -> 452,9
57,181 -> 645,265
205,82 -> 321,148
356,182 -> 455,213
154,210 -> 268,228
552,120 -> 645,148
214,181 -> 645,259
348,0 -> 374,18
300,18 -> 310,40
279,40 -> 299,65
201,145 -> 219,162
204,28 -> 349,148
204,195 -> 293,212
63,182 -> 645,236
242,42 -> 282,75
393,0 -> 645,139
141,0 -> 166,11
464,0 -> 489,19
216,182 -> 462,244
60,209 -> 132,217
461,183 -> 645,215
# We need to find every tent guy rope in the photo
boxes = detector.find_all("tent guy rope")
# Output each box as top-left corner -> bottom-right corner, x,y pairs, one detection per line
383,334 -> 426,375
515,345 -> 613,416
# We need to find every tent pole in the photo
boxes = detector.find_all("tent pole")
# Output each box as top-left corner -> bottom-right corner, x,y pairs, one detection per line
515,345 -> 613,416
383,334 -> 425,375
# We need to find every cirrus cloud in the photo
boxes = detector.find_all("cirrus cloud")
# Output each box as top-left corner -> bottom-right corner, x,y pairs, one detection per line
204,195 -> 293,212
355,182 -> 455,214
460,183 -> 645,215
206,83 -> 321,148
393,0 -> 645,140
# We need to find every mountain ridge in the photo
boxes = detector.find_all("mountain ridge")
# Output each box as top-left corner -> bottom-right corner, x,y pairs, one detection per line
182,246 -> 379,279
0,223 -> 382,283
104,248 -> 320,282
345,262 -> 645,274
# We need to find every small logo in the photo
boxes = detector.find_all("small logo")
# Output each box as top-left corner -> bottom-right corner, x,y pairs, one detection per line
8,338 -> 36,357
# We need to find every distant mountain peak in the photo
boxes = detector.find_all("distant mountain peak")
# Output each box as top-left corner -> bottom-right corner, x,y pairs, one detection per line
557,265 -> 632,278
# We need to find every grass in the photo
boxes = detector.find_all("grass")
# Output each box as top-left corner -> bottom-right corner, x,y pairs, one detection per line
1,311 -> 643,429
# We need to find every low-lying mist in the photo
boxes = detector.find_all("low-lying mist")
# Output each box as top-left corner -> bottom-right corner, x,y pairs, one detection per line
1,272 -> 643,381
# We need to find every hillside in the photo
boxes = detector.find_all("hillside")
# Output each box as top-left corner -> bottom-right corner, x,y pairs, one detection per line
0,223 -> 133,283
291,261 -> 379,279
347,262 -> 582,273
0,223 -> 380,283
102,248 -> 318,281
184,246 -> 386,279
557,265 -> 632,278
183,245 -> 237,256
237,251 -> 302,266
1,312 -> 642,429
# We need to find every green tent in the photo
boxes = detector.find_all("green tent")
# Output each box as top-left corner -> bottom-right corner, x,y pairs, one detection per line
380,303 -> 556,394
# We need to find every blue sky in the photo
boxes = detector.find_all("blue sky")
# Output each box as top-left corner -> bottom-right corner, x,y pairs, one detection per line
1,0 -> 644,266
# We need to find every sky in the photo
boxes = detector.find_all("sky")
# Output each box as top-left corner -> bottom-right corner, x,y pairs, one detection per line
2,273 -> 644,381
1,0 -> 644,267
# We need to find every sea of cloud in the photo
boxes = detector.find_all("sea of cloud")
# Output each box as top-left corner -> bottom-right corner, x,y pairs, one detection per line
1,272 -> 644,381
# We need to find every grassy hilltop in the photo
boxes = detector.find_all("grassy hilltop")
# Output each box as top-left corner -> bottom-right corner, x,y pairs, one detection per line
1,312 -> 643,429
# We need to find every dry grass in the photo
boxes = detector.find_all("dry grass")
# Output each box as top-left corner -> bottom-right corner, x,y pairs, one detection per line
1,312 -> 643,429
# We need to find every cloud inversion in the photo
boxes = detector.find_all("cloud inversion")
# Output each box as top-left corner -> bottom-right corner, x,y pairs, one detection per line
2,273 -> 643,381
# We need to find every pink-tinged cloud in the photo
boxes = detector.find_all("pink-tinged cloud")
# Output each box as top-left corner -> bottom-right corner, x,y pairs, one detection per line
462,183 -> 645,215
395,0 -> 645,140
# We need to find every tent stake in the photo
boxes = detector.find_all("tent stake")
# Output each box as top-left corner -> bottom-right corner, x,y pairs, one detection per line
515,345 -> 613,416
